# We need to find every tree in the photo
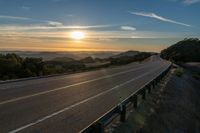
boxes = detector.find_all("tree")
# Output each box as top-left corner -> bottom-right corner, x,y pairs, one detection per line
161,38 -> 200,62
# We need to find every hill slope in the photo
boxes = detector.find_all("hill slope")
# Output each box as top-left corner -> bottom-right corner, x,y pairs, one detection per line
51,57 -> 75,62
161,38 -> 200,62
111,50 -> 139,58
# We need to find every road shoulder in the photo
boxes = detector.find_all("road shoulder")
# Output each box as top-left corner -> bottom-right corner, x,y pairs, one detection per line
112,66 -> 200,133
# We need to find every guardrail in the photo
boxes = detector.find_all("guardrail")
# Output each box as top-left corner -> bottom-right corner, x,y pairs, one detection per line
80,63 -> 172,133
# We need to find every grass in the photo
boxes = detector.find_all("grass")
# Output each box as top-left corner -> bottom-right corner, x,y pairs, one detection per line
192,73 -> 200,80
174,68 -> 184,77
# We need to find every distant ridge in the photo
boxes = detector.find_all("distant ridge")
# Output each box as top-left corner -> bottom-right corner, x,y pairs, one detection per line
51,57 -> 76,62
0,51 -> 119,60
111,50 -> 139,58
80,57 -> 95,63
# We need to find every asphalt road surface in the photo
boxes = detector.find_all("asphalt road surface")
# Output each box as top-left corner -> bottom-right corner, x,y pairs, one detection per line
0,56 -> 171,133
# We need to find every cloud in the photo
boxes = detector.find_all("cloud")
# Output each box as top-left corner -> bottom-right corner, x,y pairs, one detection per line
0,30 -> 187,41
52,0 -> 62,2
0,25 -> 113,32
0,15 -> 113,30
67,14 -> 74,17
47,21 -> 63,27
120,26 -> 136,31
0,24 -> 112,31
182,0 -> 200,5
129,11 -> 191,27
0,15 -> 63,26
21,6 -> 31,11
0,15 -> 29,20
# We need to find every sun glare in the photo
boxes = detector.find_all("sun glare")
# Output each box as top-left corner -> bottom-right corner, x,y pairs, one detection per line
70,31 -> 85,40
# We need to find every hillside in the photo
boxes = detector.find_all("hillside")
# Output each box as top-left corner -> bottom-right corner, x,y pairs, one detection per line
111,50 -> 139,58
0,51 -> 151,80
161,38 -> 200,62
51,57 -> 75,62
0,51 -> 119,60
109,52 -> 152,65
80,56 -> 95,63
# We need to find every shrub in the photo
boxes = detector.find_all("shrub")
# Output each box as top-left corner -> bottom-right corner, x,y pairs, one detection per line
175,68 -> 184,77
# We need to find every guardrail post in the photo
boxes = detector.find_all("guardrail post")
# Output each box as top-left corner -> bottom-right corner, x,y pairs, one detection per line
120,105 -> 126,122
152,80 -> 156,88
155,79 -> 158,86
131,95 -> 138,109
147,85 -> 151,94
142,89 -> 146,100
94,122 -> 103,133
133,95 -> 138,108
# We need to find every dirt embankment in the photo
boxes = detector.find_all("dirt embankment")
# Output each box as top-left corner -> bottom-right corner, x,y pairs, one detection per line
113,67 -> 200,133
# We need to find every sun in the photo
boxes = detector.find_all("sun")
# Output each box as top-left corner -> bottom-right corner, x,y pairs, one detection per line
70,31 -> 85,40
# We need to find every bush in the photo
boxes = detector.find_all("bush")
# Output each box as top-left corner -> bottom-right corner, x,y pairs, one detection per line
175,68 -> 184,77
0,53 -> 86,80
161,38 -> 200,63
192,73 -> 200,80
110,52 -> 152,65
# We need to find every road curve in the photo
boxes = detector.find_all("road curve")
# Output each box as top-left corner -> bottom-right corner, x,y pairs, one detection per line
0,55 -> 171,133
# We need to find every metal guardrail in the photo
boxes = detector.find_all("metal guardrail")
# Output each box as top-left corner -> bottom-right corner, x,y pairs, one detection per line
80,63 -> 172,133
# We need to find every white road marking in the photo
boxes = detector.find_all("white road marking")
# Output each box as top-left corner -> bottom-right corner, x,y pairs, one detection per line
0,64 -> 155,106
8,64 -> 166,133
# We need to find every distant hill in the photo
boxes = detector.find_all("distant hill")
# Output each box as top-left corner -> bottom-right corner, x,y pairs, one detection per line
109,51 -> 152,65
0,51 -> 119,60
51,57 -> 75,62
111,50 -> 139,58
0,51 -> 151,80
161,38 -> 200,62
80,57 -> 95,63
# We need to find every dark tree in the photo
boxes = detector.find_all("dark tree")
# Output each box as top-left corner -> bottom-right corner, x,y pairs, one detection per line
161,38 -> 200,63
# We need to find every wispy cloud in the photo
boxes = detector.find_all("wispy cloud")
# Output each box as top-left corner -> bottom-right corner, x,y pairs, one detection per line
182,0 -> 200,5
120,26 -> 136,31
0,25 -> 112,31
52,0 -> 62,2
47,21 -> 63,26
0,15 -> 29,20
129,11 -> 191,27
0,15 -> 63,26
67,14 -> 74,17
0,30 -> 188,41
0,15 -> 112,31
21,6 -> 31,11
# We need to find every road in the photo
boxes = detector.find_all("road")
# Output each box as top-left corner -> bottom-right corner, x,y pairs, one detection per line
0,56 -> 171,133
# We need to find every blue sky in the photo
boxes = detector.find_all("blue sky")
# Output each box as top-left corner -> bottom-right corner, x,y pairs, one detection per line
0,0 -> 199,52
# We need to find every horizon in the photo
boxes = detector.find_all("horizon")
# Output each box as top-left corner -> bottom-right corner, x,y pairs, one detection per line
0,0 -> 200,52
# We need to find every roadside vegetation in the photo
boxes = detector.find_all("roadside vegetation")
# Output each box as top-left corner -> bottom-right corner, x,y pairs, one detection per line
174,68 -> 184,77
109,52 -> 152,65
0,51 -> 152,80
0,53 -> 86,80
192,73 -> 200,80
161,38 -> 200,63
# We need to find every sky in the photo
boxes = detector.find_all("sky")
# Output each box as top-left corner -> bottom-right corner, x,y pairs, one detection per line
0,0 -> 200,52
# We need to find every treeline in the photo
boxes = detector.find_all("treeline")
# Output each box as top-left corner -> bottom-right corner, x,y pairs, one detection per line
161,38 -> 200,63
0,51 -> 152,80
0,53 -> 85,80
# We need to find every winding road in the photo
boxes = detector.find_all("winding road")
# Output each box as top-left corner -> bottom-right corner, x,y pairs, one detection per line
0,55 -> 170,133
